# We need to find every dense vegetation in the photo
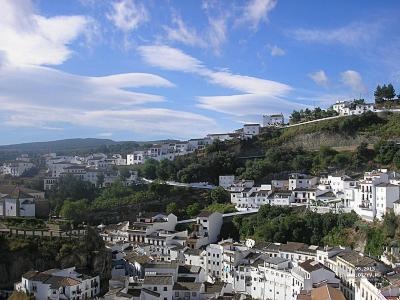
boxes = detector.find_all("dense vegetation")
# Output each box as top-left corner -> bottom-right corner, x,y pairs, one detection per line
289,107 -> 338,124
233,205 -> 360,245
48,176 -> 232,224
232,205 -> 400,257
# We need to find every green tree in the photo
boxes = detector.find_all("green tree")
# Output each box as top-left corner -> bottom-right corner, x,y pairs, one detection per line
156,159 -> 175,181
166,202 -> 179,215
186,203 -> 201,217
394,150 -> 400,170
141,159 -> 159,179
59,199 -> 89,223
290,110 -> 301,123
210,187 -> 230,203
374,85 -> 383,103
385,84 -> 396,100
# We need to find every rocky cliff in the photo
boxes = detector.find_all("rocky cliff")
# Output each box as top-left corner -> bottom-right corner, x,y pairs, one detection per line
0,227 -> 112,294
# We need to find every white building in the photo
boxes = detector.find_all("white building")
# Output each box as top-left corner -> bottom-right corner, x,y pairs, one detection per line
353,170 -> 395,220
375,183 -> 399,219
332,100 -> 375,116
291,259 -> 340,298
187,212 -> 223,249
289,173 -> 319,191
127,151 -> 146,165
0,186 -> 46,218
15,267 -> 100,300
242,124 -> 260,139
332,251 -> 381,300
263,114 -> 284,127
2,161 -> 34,177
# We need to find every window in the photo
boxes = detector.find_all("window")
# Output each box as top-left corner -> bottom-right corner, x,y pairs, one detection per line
163,287 -> 167,291
154,287 -> 157,291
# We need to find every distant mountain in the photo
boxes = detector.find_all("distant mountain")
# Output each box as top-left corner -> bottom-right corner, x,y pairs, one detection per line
0,138 -> 180,154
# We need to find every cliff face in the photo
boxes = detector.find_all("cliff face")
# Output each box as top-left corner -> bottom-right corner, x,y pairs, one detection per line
0,227 -> 112,294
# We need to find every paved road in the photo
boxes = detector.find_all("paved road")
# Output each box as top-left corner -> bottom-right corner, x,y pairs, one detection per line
142,178 -> 216,190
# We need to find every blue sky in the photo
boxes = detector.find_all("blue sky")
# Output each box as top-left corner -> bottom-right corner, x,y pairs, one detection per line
0,0 -> 399,145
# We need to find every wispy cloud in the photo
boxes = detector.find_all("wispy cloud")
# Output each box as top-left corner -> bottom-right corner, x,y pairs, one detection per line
163,14 -> 206,47
106,0 -> 148,32
137,44 -> 300,116
308,70 -> 329,87
237,0 -> 277,29
290,21 -> 382,46
0,65 -> 217,138
268,44 -> 285,56
137,45 -> 205,72
340,70 -> 367,94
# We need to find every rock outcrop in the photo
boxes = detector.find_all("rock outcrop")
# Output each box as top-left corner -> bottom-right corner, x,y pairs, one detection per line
0,227 -> 111,294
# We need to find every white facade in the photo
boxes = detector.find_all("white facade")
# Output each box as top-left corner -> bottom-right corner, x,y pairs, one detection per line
288,173 -> 319,191
0,189 -> 37,218
332,100 -> 375,116
16,267 -> 100,300
2,162 -> 34,177
187,212 -> 223,249
375,183 -> 400,219
242,124 -> 260,139
263,114 -> 284,127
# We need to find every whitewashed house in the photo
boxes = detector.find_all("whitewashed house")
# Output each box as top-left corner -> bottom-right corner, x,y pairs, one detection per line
2,161 -> 34,177
187,212 -> 223,249
242,124 -> 260,139
15,267 -> 100,300
0,186 -> 46,218
291,259 -> 340,298
288,173 -> 319,191
263,114 -> 284,127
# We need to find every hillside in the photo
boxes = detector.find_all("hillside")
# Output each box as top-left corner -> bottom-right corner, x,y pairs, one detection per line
136,111 -> 400,185
0,138 -> 180,156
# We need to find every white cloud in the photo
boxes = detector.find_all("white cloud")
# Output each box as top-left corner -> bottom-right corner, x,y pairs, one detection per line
268,44 -> 285,56
206,71 -> 291,94
197,94 -> 305,116
0,0 -> 91,66
137,45 -> 205,72
340,70 -> 367,93
290,22 -> 381,46
0,65 -> 173,108
107,0 -> 148,32
237,0 -> 277,29
308,70 -> 329,87
137,45 -> 291,94
0,65 -> 217,138
206,16 -> 228,53
163,15 -> 205,47
138,44 -> 297,116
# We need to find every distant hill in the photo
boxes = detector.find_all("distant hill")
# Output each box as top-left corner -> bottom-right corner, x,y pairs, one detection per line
0,138 -> 180,154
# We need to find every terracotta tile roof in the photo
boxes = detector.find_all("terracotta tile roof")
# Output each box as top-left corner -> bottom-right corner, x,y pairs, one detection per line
311,285 -> 346,300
